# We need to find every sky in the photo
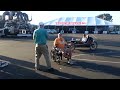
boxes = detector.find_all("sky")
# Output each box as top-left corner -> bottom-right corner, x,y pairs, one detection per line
0,11 -> 120,25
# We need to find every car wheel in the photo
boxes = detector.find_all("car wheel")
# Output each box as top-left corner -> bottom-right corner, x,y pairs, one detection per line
90,41 -> 98,50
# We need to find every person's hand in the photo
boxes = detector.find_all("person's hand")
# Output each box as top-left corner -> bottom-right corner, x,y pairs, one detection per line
46,45 -> 48,49
54,45 -> 57,48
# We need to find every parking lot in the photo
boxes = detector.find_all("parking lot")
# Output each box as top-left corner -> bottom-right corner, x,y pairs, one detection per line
0,34 -> 120,79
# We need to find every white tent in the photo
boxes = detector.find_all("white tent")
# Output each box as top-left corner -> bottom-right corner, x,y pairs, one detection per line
44,17 -> 114,26
111,21 -> 120,26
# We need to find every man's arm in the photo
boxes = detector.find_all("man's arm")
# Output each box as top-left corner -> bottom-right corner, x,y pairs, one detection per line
63,38 -> 67,44
53,38 -> 58,47
33,31 -> 35,40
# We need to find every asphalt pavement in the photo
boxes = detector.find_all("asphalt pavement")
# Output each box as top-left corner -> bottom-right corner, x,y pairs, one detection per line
0,34 -> 120,79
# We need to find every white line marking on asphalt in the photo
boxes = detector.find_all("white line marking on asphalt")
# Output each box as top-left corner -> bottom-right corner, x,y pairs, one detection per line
72,51 -> 113,58
72,58 -> 120,64
92,34 -> 97,39
72,54 -> 88,57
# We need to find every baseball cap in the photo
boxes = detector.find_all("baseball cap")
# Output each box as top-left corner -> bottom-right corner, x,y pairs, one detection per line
58,33 -> 62,35
39,22 -> 44,26
58,33 -> 62,37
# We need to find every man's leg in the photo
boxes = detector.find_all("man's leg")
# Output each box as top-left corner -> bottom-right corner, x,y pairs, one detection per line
42,45 -> 52,69
35,46 -> 42,70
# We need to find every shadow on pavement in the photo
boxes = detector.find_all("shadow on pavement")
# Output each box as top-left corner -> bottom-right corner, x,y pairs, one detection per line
39,65 -> 88,79
98,39 -> 120,47
61,59 -> 120,77
0,55 -> 88,79
0,64 -> 51,79
74,48 -> 120,59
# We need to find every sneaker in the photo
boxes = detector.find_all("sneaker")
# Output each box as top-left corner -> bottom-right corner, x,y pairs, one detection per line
0,61 -> 9,68
35,67 -> 42,71
52,59 -> 56,62
67,61 -> 70,64
67,61 -> 73,65
46,68 -> 54,72
35,67 -> 38,71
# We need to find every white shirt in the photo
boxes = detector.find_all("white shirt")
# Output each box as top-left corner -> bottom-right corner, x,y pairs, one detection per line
82,37 -> 87,42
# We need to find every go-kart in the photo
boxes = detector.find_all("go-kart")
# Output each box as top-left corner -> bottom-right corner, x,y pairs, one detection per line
68,37 -> 98,50
50,43 -> 72,64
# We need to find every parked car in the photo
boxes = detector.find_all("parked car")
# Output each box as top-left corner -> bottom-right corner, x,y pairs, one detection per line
47,29 -> 57,34
50,29 -> 57,34
46,29 -> 51,33
109,31 -> 118,34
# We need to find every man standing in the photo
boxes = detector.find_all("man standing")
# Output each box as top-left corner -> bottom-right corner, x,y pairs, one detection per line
33,22 -> 54,72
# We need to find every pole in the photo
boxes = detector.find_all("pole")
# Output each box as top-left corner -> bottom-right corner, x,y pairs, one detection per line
119,25 -> 120,31
95,25 -> 97,34
62,25 -> 64,33
73,25 -> 76,34
61,25 -> 64,34
86,25 -> 88,31
62,25 -> 63,30
85,25 -> 88,34
54,25 -> 56,30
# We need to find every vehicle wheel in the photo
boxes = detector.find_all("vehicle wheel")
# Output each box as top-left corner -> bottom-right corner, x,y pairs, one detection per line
71,43 -> 75,51
90,41 -> 98,50
50,50 -> 56,62
57,56 -> 61,65
57,60 -> 61,65
67,58 -> 70,61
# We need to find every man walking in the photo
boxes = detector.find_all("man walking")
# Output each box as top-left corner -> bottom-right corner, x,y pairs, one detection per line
33,22 -> 54,72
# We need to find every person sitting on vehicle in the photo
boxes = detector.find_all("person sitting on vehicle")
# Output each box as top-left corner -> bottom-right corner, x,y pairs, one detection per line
81,34 -> 89,43
53,33 -> 73,64
54,33 -> 66,50
86,35 -> 93,44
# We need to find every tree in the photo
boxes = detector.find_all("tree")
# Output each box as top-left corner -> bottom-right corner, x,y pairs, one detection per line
96,13 -> 113,22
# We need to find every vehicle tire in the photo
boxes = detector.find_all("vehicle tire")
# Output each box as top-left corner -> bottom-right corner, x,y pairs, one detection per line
71,42 -> 75,51
57,56 -> 61,65
50,50 -> 56,62
50,50 -> 53,59
90,41 -> 98,50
